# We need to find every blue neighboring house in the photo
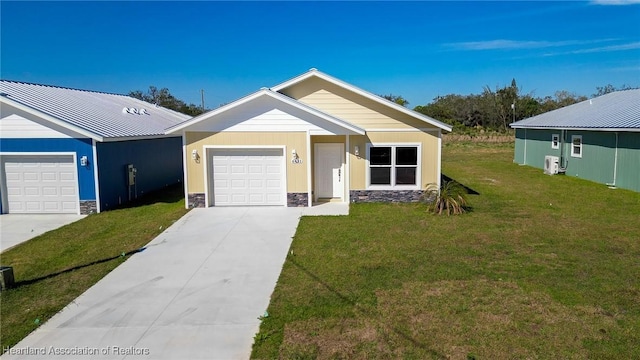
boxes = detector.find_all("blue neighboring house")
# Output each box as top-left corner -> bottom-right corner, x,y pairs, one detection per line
0,80 -> 190,214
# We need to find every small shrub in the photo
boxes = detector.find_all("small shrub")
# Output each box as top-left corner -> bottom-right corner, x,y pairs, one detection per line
423,181 -> 469,215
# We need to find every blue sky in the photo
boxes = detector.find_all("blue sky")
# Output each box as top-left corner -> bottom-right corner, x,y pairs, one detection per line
1,1 -> 639,108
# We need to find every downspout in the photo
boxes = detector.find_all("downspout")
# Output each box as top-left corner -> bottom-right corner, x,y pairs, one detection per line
607,132 -> 618,188
559,129 -> 567,172
306,130 -> 312,207
92,139 -> 101,213
181,131 -> 189,209
523,128 -> 527,165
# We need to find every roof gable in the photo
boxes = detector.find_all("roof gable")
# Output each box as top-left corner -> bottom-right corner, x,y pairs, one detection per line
0,80 -> 190,141
272,69 -> 452,132
511,89 -> 640,131
0,112 -> 80,139
166,89 -> 365,135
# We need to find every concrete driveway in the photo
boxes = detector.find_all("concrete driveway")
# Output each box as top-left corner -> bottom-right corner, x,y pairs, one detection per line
0,214 -> 86,252
2,207 -> 310,360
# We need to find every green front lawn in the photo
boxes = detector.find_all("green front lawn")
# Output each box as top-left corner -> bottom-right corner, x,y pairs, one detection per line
252,142 -> 640,359
0,185 -> 189,352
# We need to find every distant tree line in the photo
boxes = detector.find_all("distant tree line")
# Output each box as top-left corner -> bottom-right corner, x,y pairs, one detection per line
129,86 -> 207,116
131,83 -> 636,124
411,82 -> 637,132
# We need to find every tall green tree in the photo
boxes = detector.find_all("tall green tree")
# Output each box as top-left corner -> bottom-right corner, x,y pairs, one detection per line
380,94 -> 409,107
593,84 -> 638,97
129,86 -> 207,116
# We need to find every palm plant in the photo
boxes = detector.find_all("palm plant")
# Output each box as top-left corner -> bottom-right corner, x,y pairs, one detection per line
423,181 -> 469,215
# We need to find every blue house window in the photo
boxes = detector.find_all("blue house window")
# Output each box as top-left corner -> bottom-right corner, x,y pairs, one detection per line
551,134 -> 560,149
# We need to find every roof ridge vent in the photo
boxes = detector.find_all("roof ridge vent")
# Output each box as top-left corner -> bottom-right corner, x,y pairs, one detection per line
122,107 -> 148,115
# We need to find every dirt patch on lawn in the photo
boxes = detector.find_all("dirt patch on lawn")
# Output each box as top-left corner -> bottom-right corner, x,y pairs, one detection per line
279,280 -> 619,359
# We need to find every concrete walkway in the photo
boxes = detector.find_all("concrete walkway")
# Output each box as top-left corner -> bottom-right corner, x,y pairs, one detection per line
2,205 -> 347,360
0,214 -> 86,252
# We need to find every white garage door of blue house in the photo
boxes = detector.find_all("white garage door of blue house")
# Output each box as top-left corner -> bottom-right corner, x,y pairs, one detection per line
2,154 -> 79,213
209,149 -> 284,206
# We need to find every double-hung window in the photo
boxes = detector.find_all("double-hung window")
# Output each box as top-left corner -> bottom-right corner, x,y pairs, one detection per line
551,134 -> 560,149
571,135 -> 582,158
368,144 -> 420,188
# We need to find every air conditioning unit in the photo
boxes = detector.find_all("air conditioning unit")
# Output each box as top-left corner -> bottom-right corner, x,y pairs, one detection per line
544,155 -> 559,175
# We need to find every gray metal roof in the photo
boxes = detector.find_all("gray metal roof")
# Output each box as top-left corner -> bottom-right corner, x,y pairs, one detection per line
0,80 -> 190,140
510,89 -> 640,131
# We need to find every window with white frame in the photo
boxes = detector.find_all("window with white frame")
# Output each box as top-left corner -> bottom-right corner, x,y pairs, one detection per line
571,135 -> 582,158
551,134 -> 560,149
368,144 -> 420,188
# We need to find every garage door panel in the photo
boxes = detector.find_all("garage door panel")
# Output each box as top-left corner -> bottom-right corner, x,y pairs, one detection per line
24,172 -> 39,181
231,194 -> 248,203
60,186 -> 76,196
211,149 -> 284,206
25,201 -> 43,211
2,155 -> 78,214
248,165 -> 262,174
60,172 -> 75,181
231,179 -> 246,188
43,202 -> 61,211
5,172 -> 20,181
24,187 -> 40,196
42,172 -> 57,181
42,186 -> 58,196
62,202 -> 77,211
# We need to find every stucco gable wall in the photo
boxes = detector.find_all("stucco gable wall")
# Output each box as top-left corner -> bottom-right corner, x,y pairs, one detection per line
279,77 -> 435,130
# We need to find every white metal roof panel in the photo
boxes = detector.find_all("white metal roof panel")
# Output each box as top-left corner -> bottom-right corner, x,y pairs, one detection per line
510,89 -> 640,131
0,80 -> 190,140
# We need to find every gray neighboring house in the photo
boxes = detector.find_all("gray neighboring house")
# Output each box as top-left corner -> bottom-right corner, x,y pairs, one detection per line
510,89 -> 640,192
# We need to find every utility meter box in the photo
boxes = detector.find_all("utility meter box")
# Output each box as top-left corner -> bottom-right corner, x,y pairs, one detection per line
127,164 -> 137,186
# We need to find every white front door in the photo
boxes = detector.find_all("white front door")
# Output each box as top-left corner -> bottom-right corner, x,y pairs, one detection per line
314,143 -> 344,200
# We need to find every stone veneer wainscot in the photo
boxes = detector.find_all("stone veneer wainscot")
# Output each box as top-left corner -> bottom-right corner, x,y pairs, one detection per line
350,190 -> 424,203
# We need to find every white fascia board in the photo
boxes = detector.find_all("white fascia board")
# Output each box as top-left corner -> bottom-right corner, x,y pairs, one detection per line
271,69 -> 453,133
0,96 -> 104,142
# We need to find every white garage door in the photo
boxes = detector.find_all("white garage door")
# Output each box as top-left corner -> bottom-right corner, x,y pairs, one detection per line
2,155 -> 79,213
210,149 -> 284,206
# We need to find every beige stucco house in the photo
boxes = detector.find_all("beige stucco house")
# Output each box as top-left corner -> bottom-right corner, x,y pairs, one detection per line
166,69 -> 452,208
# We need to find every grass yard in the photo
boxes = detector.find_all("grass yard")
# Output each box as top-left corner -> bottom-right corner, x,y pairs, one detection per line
252,142 -> 640,359
0,185 -> 189,353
